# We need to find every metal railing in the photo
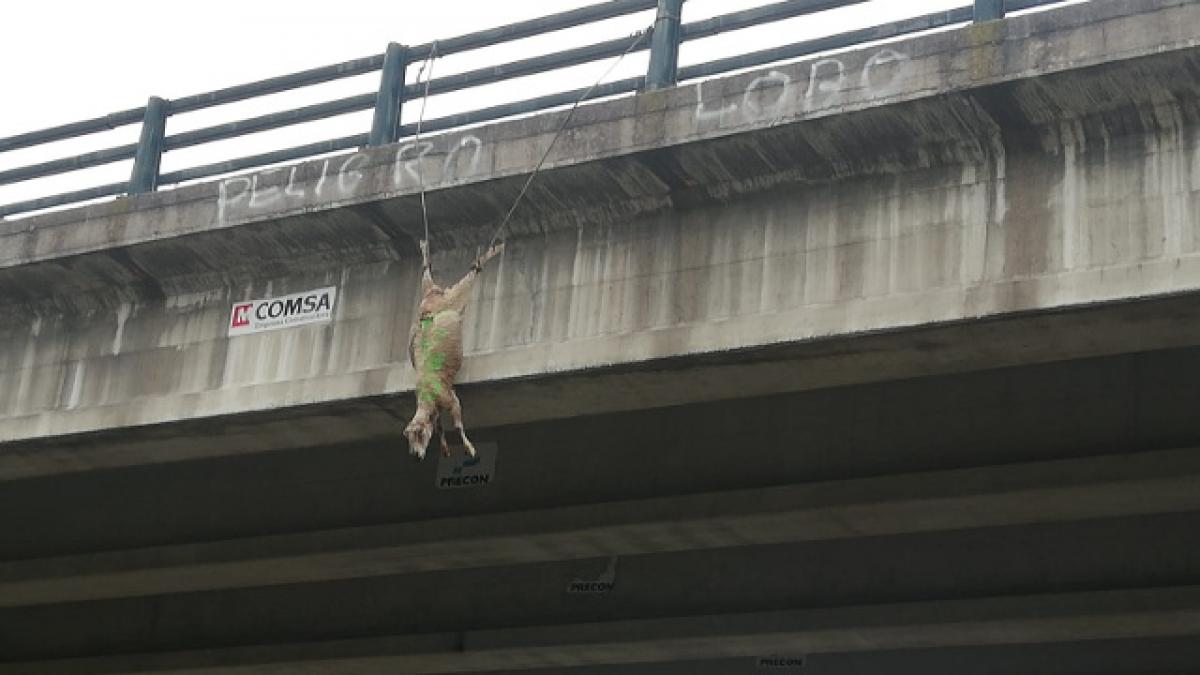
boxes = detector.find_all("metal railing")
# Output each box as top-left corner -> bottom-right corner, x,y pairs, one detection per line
0,0 -> 1066,219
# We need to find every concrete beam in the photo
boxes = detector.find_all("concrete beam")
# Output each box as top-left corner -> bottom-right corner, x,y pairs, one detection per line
4,586 -> 1200,674
4,294 -> 1200,481
3,446 -> 1198,607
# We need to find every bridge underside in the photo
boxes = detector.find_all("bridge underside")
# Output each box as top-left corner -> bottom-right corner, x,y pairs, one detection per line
4,294 -> 1200,674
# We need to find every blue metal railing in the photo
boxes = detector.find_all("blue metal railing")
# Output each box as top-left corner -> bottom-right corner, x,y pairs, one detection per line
0,0 -> 1065,219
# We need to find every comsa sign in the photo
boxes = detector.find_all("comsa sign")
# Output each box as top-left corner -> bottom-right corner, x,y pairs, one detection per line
228,286 -> 337,336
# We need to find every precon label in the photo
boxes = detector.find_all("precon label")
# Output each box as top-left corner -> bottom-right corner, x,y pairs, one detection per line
229,286 -> 336,336
757,656 -> 806,669
436,442 -> 497,489
566,557 -> 618,595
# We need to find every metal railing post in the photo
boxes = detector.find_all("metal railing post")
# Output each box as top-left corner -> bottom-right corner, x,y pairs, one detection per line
129,96 -> 168,194
974,0 -> 1005,21
646,0 -> 684,90
369,42 -> 408,146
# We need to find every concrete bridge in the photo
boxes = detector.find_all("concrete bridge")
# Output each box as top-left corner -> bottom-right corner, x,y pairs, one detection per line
4,0 -> 1200,672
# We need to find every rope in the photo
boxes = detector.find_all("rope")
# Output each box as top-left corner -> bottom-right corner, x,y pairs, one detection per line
407,27 -> 652,255
485,27 -> 651,251
412,41 -> 439,245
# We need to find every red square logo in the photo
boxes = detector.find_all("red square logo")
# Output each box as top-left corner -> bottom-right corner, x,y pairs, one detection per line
231,303 -> 252,328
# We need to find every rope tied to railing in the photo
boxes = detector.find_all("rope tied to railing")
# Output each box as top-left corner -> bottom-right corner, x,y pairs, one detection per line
483,25 -> 652,252
413,40 -> 440,246
409,25 -> 651,258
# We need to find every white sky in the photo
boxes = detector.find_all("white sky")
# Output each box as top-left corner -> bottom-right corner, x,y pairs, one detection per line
0,0 -> 1082,215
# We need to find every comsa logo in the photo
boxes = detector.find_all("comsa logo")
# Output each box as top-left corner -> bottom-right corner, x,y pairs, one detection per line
228,286 -> 337,337
254,293 -> 332,321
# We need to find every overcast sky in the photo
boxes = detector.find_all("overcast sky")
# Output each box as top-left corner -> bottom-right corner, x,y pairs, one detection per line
0,0 -> 1081,214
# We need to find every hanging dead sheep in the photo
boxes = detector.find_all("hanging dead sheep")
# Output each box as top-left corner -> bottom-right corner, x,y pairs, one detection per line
397,28 -> 649,460
405,239 -> 505,460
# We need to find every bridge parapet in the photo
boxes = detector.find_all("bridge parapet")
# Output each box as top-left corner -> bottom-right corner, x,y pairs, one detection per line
0,0 -> 1070,219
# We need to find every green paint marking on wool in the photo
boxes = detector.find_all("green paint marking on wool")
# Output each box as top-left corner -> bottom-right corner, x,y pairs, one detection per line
415,314 -> 454,403
427,350 -> 446,372
418,372 -> 444,403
